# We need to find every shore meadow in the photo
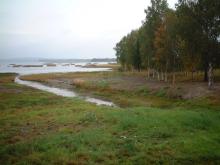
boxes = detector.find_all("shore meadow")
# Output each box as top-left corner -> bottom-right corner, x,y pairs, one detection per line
0,69 -> 220,164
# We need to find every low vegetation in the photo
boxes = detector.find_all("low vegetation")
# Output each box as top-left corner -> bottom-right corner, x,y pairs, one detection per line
1,73 -> 220,164
21,71 -> 220,108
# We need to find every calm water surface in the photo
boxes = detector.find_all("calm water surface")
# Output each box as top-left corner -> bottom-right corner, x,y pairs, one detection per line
0,60 -> 110,75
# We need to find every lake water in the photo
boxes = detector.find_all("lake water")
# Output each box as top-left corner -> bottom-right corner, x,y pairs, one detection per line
0,59 -> 110,75
0,59 -> 116,107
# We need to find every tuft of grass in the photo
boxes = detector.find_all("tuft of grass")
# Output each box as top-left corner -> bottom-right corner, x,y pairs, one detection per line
155,88 -> 167,97
79,112 -> 97,124
97,80 -> 109,89
136,86 -> 150,96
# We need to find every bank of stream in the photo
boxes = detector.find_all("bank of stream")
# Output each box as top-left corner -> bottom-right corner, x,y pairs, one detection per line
15,76 -> 116,107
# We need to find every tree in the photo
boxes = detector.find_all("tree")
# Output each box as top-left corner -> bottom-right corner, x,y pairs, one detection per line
154,9 -> 179,83
195,0 -> 220,81
143,0 -> 169,75
176,1 -> 202,80
114,36 -> 128,70
114,30 -> 141,71
177,0 -> 220,81
114,0 -> 220,84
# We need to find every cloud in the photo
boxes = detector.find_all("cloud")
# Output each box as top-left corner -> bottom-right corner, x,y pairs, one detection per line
0,0 -> 177,59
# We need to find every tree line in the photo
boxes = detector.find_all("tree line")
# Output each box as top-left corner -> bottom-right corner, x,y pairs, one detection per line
114,0 -> 220,82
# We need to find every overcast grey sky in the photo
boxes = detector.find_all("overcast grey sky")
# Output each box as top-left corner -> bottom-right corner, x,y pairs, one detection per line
0,0 -> 177,59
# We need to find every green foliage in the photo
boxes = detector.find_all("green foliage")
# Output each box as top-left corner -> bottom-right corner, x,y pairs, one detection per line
114,30 -> 141,71
114,0 -> 220,81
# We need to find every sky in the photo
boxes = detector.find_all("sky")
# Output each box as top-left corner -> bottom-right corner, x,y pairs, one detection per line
0,0 -> 177,59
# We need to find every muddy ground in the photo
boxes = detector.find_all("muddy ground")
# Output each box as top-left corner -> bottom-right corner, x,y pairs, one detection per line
20,71 -> 220,100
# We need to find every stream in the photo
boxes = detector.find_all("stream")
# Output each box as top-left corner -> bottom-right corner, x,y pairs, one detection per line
15,76 -> 116,107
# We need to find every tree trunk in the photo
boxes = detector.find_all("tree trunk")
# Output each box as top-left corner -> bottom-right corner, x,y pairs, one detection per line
147,69 -> 150,79
204,68 -> 208,82
165,72 -> 168,82
208,63 -> 214,89
138,65 -> 141,72
172,72 -> 175,85
158,71 -> 160,81
161,72 -> 164,81
204,61 -> 209,82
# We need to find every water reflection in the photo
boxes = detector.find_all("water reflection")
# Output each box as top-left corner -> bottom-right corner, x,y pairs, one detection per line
15,77 -> 116,107
15,77 -> 77,97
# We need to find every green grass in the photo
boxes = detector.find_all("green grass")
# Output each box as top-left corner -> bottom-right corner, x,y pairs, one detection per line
1,73 -> 220,164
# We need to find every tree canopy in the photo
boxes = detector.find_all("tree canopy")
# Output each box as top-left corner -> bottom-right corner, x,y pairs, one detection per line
114,0 -> 220,82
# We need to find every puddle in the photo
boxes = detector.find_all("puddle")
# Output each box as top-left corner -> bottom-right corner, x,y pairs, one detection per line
15,76 -> 116,107
85,97 -> 115,106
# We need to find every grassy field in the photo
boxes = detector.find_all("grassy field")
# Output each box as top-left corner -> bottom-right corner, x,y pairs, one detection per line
1,73 -> 220,164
